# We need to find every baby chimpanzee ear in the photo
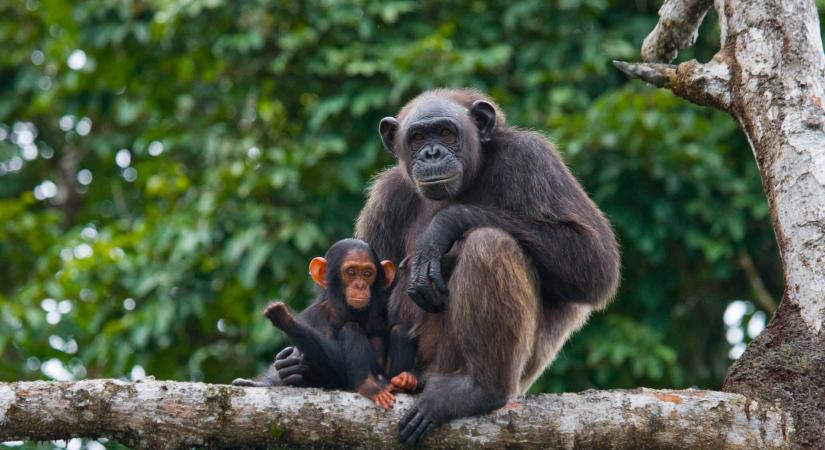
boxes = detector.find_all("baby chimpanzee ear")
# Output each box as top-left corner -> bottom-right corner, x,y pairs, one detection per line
309,257 -> 328,288
381,260 -> 396,287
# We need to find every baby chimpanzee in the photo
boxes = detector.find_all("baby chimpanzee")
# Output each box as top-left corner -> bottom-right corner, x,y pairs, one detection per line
233,239 -> 418,409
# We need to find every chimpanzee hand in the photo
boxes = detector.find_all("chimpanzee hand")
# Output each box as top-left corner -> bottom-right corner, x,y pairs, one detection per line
231,346 -> 307,387
406,241 -> 450,313
274,347 -> 307,386
398,397 -> 442,446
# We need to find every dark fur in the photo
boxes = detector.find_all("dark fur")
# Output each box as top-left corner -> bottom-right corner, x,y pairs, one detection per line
232,239 -> 397,394
355,88 -> 620,444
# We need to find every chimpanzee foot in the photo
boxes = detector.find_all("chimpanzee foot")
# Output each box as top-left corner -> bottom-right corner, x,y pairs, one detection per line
263,301 -> 292,329
231,378 -> 266,387
399,401 -> 439,446
372,387 -> 396,410
357,376 -> 396,410
390,371 -> 419,392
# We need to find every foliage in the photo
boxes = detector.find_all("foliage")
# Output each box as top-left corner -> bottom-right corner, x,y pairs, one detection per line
2,0 -> 816,401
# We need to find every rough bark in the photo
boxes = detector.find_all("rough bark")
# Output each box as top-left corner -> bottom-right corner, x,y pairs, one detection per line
0,379 -> 793,449
642,0 -> 713,63
617,0 -> 825,447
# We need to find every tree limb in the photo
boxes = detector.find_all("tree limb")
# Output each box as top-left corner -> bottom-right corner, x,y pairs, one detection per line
613,58 -> 731,111
642,0 -> 713,63
612,61 -> 677,87
0,379 -> 793,449
737,251 -> 777,312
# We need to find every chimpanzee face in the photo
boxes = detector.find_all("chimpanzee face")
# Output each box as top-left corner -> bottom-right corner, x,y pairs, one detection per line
379,96 -> 496,200
339,249 -> 377,310
403,106 -> 466,200
308,239 -> 396,312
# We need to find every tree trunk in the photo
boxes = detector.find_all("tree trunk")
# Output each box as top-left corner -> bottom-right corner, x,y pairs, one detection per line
0,379 -> 792,449
616,0 -> 825,447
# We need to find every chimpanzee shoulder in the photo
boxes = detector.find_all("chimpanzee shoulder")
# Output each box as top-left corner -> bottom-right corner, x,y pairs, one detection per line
464,127 -> 577,218
356,166 -> 423,263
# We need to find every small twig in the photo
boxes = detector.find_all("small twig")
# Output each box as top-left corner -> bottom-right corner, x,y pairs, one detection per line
738,251 -> 778,312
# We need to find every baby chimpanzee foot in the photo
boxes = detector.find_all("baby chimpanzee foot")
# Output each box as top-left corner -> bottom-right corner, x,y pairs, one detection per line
263,301 -> 294,330
357,376 -> 396,410
372,387 -> 396,410
390,371 -> 419,392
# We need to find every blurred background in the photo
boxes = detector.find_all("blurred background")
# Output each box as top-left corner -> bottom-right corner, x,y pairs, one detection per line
3,2 -> 823,424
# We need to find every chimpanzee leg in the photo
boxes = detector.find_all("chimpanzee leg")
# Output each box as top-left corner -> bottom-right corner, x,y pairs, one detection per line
280,325 -> 348,388
385,323 -> 418,379
337,323 -> 382,389
261,302 -> 348,388
338,323 -> 395,409
399,227 -> 541,445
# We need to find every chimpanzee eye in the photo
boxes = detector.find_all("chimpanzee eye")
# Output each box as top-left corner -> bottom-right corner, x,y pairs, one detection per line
347,268 -> 356,276
363,270 -> 373,278
440,127 -> 456,144
410,132 -> 426,150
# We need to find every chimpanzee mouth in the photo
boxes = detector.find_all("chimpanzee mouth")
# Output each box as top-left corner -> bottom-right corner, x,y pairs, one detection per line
416,175 -> 458,186
347,297 -> 369,308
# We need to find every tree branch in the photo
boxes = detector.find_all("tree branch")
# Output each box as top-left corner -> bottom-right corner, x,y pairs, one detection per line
0,379 -> 793,449
613,58 -> 731,111
737,251 -> 778,312
612,60 -> 677,87
642,0 -> 713,63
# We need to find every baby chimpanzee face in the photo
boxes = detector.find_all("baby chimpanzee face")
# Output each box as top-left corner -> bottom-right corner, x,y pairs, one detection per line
307,238 -> 396,312
340,249 -> 378,310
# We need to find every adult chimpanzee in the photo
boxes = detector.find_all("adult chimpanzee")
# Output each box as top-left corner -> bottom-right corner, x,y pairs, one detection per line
233,239 -> 418,409
276,89 -> 620,444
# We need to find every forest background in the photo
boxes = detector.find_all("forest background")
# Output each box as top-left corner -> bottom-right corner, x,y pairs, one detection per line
2,0 -> 823,397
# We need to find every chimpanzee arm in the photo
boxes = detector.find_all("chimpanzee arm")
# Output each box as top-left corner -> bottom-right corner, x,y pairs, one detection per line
408,203 -> 616,312
232,347 -> 307,387
265,302 -> 348,388
406,204 -> 531,312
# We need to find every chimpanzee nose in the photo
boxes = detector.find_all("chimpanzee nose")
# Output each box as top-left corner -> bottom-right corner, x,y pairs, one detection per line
423,145 -> 444,160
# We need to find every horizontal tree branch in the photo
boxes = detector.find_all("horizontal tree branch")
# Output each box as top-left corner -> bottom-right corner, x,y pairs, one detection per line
612,60 -> 678,87
0,379 -> 793,449
614,58 -> 732,111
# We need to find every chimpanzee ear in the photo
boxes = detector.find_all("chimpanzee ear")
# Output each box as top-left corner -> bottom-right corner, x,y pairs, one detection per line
309,257 -> 328,288
379,117 -> 400,158
380,260 -> 396,287
470,100 -> 496,144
